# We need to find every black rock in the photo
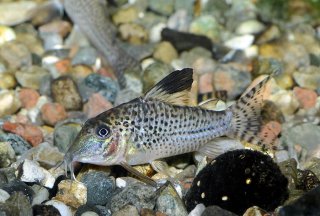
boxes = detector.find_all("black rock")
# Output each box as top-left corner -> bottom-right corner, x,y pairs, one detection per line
184,149 -> 289,215
75,204 -> 102,216
80,171 -> 115,206
1,180 -> 34,203
48,175 -> 67,199
279,186 -> 320,216
202,205 -> 238,216
33,204 -> 61,216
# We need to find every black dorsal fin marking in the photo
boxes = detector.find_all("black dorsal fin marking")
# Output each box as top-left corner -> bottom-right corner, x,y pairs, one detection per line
144,68 -> 193,105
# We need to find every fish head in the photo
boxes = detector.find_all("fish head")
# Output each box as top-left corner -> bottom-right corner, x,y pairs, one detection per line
64,110 -> 128,170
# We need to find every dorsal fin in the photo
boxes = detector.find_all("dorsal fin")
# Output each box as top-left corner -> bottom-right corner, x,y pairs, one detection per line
144,68 -> 193,105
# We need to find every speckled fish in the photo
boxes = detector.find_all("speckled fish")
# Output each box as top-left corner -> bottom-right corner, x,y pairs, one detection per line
63,68 -> 276,185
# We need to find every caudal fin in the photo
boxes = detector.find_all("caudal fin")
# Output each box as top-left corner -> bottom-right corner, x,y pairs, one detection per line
227,76 -> 278,151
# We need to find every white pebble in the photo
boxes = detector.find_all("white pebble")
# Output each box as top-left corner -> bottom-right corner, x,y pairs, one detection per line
188,204 -> 206,216
224,34 -> 254,50
0,189 -> 10,203
45,200 -> 72,216
116,178 -> 127,188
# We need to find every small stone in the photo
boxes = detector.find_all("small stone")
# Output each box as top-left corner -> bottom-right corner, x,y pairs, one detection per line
296,169 -> 320,191
0,167 -> 16,185
112,6 -> 139,25
143,62 -> 173,92
83,93 -> 113,118
75,204 -> 102,216
45,200 -> 72,216
31,185 -> 50,206
293,87 -> 318,109
279,186 -> 320,216
153,41 -> 178,64
242,206 -> 268,216
53,121 -> 82,153
167,10 -> 192,32
293,66 -> 320,90
275,73 -> 294,90
81,73 -> 119,103
201,205 -> 238,216
0,133 -> 31,155
71,47 -> 98,67
148,0 -> 174,16
236,20 -> 266,35
270,90 -> 299,115
149,22 -> 167,43
199,73 -> 214,94
19,88 -> 40,109
32,204 -> 61,216
278,159 -> 298,191
0,41 -> 32,70
0,90 -> 21,118
51,76 -> 82,111
112,205 -> 139,216
15,66 -> 49,90
257,25 -> 281,44
2,122 -> 43,147
41,103 -> 68,126
155,183 -> 188,216
17,159 -> 56,188
39,20 -> 72,38
110,182 -> 156,212
224,35 -> 255,50
0,1 -> 36,26
0,26 -> 16,45
0,189 -> 10,203
54,59 -> 72,75
0,73 -> 16,89
54,180 -> 87,208
0,192 -> 32,216
304,158 -> 320,180
1,180 -> 34,202
119,23 -> 148,45
190,15 -> 222,42
80,171 -> 115,206
0,142 -> 15,168
188,204 -> 206,216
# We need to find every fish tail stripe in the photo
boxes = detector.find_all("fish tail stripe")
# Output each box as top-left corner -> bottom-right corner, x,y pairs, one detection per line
227,76 -> 278,150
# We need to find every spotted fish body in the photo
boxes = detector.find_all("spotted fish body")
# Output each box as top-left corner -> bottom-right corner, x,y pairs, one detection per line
64,68 -> 275,181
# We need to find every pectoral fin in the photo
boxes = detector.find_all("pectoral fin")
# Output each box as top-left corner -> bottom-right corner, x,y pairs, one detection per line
120,161 -> 157,187
197,137 -> 244,158
150,160 -> 170,177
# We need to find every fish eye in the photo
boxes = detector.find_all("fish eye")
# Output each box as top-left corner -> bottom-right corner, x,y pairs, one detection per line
96,125 -> 110,138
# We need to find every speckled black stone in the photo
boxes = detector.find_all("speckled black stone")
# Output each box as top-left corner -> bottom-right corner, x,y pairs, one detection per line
1,180 -> 34,203
184,149 -> 289,215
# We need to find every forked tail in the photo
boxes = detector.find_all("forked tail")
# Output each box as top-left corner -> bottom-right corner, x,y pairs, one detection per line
227,76 -> 278,151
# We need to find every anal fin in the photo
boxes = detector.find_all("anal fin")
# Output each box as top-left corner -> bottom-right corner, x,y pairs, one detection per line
197,137 -> 244,159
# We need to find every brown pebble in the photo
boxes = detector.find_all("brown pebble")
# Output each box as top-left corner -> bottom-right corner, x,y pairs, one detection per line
38,20 -> 72,38
19,88 -> 40,109
293,87 -> 317,109
83,93 -> 113,118
41,102 -> 68,126
2,122 -> 43,146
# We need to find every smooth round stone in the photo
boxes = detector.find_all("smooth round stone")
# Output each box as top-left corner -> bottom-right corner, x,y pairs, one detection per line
31,185 -> 50,206
153,41 -> 178,64
15,66 -> 49,90
235,20 -> 266,35
0,132 -> 31,155
0,26 -> 16,45
75,205 -> 102,216
148,0 -> 174,16
0,142 -> 15,168
149,22 -> 167,43
143,61 -> 173,92
190,15 -> 222,42
0,1 -> 37,26
41,102 -> 68,126
0,41 -> 32,70
0,90 -> 21,118
71,47 -> 97,67
45,200 -> 72,216
0,73 -> 16,89
270,90 -> 299,115
119,23 -> 149,45
112,6 -> 139,25
38,20 -> 72,38
51,76 -> 83,111
113,205 -> 139,216
293,66 -> 320,90
80,171 -> 115,206
224,34 -> 255,50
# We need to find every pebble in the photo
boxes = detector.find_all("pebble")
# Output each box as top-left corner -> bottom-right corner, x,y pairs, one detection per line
45,200 -> 72,216
148,0 -> 174,16
143,62 -> 173,92
112,6 -> 139,25
0,189 -> 10,203
17,159 -> 55,188
83,93 -> 113,118
270,90 -> 299,115
71,46 -> 98,67
119,23 -> 149,44
201,205 -> 238,216
0,26 -> 16,45
31,185 -> 49,205
0,73 -> 15,90
19,88 -> 40,109
15,66 -> 49,90
53,121 -> 82,153
167,10 -> 192,32
0,41 -> 32,69
0,1 -> 36,26
293,87 -> 318,109
41,102 -> 68,126
1,180 -> 34,202
236,20 -> 266,35
80,171 -> 115,206
242,206 -> 268,216
112,205 -> 139,216
293,66 -> 320,90
0,133 -> 31,155
153,41 -> 178,64
51,76 -> 83,111
0,192 -> 32,216
224,34 -> 255,50
75,204 -> 103,216
32,204 -> 61,216
188,204 -> 206,216
190,15 -> 222,42
2,122 -> 43,147
54,180 -> 87,208
110,182 -> 156,212
0,90 -> 21,118
0,142 -> 15,168
39,20 -> 72,38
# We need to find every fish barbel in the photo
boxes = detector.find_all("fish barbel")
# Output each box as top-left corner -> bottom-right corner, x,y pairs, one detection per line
63,68 -> 276,184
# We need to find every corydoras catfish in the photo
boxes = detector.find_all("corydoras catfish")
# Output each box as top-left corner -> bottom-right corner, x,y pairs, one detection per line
63,68 -> 276,186
63,0 -> 140,88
